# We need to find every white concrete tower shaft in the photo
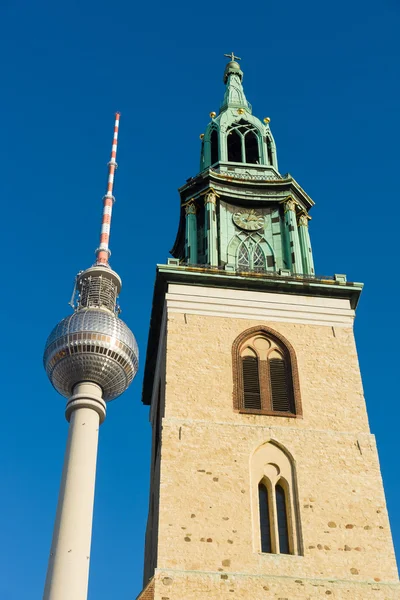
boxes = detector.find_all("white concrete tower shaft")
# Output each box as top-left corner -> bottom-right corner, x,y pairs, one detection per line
43,383 -> 106,600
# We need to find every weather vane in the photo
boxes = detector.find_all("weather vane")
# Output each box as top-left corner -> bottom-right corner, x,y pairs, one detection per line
224,51 -> 241,62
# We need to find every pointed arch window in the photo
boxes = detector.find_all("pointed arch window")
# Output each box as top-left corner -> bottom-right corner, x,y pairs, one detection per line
245,130 -> 259,163
210,129 -> 219,166
227,129 -> 242,162
251,442 -> 302,556
227,120 -> 261,164
276,483 -> 290,554
236,237 -> 271,273
258,477 -> 295,555
258,483 -> 272,553
232,326 -> 301,417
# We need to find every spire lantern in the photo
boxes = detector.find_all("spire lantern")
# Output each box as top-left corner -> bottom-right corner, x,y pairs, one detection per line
198,55 -> 279,172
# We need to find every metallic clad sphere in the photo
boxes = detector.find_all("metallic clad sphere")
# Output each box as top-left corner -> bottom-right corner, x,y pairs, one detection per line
226,60 -> 240,71
223,61 -> 243,84
44,308 -> 138,401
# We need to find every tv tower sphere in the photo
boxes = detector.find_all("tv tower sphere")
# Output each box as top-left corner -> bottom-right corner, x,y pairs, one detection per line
44,266 -> 138,402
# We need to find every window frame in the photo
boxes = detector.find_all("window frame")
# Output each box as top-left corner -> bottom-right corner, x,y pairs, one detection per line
251,442 -> 302,556
227,119 -> 262,164
232,325 -> 302,418
236,239 -> 267,272
258,481 -> 273,553
257,475 -> 295,555
210,128 -> 219,166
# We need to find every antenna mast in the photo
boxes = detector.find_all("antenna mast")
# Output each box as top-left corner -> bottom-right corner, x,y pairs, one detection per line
96,112 -> 121,266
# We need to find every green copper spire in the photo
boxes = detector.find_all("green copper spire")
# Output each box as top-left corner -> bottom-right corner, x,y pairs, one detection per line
172,55 -> 318,279
200,55 -> 277,171
220,53 -> 251,114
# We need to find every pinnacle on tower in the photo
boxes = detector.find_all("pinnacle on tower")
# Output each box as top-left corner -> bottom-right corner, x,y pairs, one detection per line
221,51 -> 251,113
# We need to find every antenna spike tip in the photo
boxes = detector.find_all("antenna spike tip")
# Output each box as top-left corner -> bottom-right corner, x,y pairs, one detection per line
95,115 -> 121,267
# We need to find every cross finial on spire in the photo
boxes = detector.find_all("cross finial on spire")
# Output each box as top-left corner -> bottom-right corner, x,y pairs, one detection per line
224,51 -> 241,62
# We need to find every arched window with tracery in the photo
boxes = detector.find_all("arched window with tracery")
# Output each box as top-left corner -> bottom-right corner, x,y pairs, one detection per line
232,326 -> 301,417
227,120 -> 261,164
251,442 -> 302,555
235,236 -> 272,273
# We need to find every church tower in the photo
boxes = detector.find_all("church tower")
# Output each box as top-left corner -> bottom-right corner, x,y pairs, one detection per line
137,56 -> 399,599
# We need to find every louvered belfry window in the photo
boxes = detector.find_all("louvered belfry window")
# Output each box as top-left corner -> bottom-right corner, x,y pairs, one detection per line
269,358 -> 294,413
242,356 -> 261,409
236,329 -> 298,416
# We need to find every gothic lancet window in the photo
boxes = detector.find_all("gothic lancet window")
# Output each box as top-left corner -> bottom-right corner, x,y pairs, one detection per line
227,120 -> 261,164
235,238 -> 269,272
258,478 -> 293,555
258,483 -> 272,553
276,484 -> 290,554
210,129 -> 219,165
245,130 -> 259,163
251,442 -> 302,556
232,326 -> 301,417
228,129 -> 242,162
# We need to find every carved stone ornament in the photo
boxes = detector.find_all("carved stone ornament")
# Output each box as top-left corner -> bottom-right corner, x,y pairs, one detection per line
185,201 -> 197,215
284,198 -> 297,213
298,213 -> 309,227
204,190 -> 217,205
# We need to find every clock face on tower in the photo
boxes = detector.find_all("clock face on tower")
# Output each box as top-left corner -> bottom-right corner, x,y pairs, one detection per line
233,209 -> 264,231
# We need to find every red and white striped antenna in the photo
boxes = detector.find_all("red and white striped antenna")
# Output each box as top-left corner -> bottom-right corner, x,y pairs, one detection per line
96,112 -> 121,266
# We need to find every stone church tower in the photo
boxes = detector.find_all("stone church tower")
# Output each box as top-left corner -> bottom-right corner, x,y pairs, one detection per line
137,56 -> 399,599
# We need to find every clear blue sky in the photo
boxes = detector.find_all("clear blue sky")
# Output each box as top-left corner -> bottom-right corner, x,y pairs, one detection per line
1,1 -> 399,598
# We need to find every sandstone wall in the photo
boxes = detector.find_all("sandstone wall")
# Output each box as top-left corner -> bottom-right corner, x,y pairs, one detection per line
139,286 -> 399,599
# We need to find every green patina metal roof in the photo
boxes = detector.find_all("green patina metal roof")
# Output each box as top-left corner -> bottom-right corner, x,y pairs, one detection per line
220,60 -> 251,113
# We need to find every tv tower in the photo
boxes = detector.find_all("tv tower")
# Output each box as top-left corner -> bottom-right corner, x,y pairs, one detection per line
42,114 -> 138,600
